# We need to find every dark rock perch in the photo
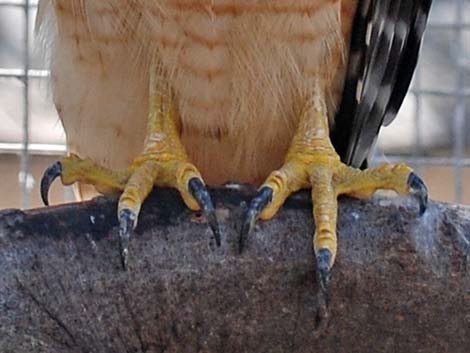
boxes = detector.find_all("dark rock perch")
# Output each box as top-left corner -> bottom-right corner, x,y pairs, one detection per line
0,187 -> 469,353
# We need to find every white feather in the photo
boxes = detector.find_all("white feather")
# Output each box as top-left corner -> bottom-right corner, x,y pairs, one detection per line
36,0 -> 358,186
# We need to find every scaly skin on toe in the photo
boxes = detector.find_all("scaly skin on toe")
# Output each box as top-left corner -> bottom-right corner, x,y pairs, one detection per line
242,93 -> 428,331
41,74 -> 220,269
42,154 -> 131,201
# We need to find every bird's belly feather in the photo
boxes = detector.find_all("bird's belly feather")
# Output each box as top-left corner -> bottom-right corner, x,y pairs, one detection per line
40,0 -> 355,184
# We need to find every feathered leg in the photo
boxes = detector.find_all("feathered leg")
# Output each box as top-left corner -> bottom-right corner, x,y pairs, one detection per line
41,69 -> 220,269
241,87 -> 428,330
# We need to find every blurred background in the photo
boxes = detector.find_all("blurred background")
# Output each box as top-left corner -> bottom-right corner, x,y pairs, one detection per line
0,0 -> 469,210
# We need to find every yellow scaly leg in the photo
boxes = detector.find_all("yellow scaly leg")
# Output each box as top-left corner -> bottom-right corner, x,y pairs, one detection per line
241,89 -> 428,328
41,70 -> 220,269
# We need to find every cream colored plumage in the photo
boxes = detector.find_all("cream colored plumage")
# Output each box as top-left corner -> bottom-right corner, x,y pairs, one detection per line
37,0 -> 358,186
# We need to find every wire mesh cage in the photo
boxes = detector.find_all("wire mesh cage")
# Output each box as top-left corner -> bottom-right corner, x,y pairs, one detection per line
0,0 -> 469,210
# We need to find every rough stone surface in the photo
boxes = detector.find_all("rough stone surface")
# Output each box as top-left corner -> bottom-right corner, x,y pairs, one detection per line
0,187 -> 469,353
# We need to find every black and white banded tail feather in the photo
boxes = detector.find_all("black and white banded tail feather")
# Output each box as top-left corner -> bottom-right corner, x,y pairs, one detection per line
331,0 -> 432,168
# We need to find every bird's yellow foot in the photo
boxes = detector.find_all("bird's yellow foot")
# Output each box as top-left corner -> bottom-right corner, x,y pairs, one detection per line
41,81 -> 220,270
241,96 -> 428,330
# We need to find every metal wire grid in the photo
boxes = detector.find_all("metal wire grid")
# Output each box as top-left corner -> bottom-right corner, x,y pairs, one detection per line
0,0 -> 469,208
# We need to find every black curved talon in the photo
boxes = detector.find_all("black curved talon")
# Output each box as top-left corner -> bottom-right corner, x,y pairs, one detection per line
239,186 -> 273,253
314,248 -> 333,335
316,249 -> 332,306
407,172 -> 428,216
118,208 -> 137,271
40,161 -> 63,206
188,178 -> 221,247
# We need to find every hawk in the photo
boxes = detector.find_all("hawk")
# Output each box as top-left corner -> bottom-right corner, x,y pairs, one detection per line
37,0 -> 431,321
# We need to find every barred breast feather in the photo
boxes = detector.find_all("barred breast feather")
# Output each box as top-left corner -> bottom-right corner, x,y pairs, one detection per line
36,0 -> 359,185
